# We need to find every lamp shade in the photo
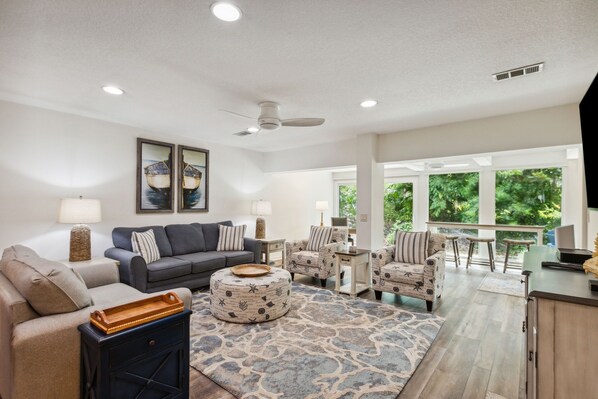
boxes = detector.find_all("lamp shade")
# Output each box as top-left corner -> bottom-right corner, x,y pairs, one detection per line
251,200 -> 272,216
315,201 -> 329,211
59,198 -> 102,224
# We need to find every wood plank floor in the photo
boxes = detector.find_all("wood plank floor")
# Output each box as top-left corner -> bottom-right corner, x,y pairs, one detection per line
189,261 -> 526,399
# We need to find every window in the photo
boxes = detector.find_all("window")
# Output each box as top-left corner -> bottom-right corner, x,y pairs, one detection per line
429,172 -> 479,223
384,181 -> 413,244
495,167 -> 562,253
337,183 -> 356,228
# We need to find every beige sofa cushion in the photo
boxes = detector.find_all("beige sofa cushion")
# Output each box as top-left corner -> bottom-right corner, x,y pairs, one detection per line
1,245 -> 92,315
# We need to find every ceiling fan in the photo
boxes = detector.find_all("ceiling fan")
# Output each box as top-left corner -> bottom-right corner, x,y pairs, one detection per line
223,101 -> 325,136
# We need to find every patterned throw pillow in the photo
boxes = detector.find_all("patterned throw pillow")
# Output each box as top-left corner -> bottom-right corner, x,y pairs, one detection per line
217,224 -> 247,251
131,229 -> 161,264
306,226 -> 333,251
394,230 -> 431,264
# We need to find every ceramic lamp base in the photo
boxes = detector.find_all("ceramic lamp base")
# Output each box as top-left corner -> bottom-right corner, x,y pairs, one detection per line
70,224 -> 91,262
255,217 -> 266,239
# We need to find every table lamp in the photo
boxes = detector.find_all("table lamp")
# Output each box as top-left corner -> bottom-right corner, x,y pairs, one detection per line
59,196 -> 102,262
315,201 -> 329,226
251,200 -> 272,239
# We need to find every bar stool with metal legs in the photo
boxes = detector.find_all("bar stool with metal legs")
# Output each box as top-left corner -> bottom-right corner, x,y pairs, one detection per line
446,235 -> 460,267
502,238 -> 535,273
465,236 -> 496,272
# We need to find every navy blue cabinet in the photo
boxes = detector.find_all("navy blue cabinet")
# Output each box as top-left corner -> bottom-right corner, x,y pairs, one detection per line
78,309 -> 191,399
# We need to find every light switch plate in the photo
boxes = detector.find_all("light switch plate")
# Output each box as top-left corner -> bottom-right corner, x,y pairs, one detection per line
359,214 -> 368,222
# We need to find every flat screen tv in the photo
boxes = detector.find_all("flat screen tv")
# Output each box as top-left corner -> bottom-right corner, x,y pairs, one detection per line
580,72 -> 598,209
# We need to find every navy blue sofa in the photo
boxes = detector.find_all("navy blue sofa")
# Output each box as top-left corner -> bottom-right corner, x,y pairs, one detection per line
104,221 -> 261,293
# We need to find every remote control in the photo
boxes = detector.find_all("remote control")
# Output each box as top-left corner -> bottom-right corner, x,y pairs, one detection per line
541,261 -> 584,271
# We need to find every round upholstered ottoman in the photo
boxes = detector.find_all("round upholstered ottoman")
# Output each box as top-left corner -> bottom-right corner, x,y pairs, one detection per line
209,267 -> 292,323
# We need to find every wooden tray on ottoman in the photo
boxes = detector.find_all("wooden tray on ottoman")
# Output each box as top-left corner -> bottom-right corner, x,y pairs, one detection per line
90,292 -> 184,334
231,264 -> 271,277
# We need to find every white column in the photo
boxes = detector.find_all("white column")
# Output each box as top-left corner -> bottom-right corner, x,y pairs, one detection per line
356,133 -> 384,250
478,167 -> 496,258
414,174 -> 429,232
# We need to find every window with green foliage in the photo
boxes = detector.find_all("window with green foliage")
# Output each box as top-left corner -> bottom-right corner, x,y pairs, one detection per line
495,167 -> 562,253
429,173 -> 479,223
338,183 -> 356,228
384,182 -> 414,244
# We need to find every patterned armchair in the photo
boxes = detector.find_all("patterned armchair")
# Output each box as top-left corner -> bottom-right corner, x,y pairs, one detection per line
371,232 -> 446,311
285,227 -> 348,287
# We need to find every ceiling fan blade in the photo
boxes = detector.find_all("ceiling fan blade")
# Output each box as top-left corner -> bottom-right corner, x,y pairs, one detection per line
281,118 -> 325,127
220,109 -> 254,120
232,130 -> 254,137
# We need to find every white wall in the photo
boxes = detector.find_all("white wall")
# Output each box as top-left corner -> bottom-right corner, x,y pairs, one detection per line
377,104 -> 582,163
0,100 -> 271,259
263,170 -> 335,241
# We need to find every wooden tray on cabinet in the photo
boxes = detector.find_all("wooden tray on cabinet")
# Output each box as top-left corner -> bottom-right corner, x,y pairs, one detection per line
90,292 -> 184,334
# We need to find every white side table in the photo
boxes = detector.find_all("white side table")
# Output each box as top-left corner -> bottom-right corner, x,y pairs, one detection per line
260,238 -> 286,267
334,249 -> 371,297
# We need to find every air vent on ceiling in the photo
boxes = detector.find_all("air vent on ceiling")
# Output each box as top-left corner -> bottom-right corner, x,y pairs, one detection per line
492,62 -> 544,82
233,131 -> 252,136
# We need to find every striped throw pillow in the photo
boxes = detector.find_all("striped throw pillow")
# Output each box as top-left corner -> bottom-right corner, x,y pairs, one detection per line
217,224 -> 246,251
394,230 -> 431,264
131,229 -> 161,264
306,226 -> 333,251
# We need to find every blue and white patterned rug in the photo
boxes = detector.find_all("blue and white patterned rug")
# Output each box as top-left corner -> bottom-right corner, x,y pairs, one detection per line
189,283 -> 444,399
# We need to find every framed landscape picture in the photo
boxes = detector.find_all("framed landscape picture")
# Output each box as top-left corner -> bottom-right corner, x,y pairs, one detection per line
136,138 -> 175,213
178,145 -> 209,212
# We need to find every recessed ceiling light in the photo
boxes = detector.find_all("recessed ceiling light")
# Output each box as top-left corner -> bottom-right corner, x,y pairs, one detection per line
247,126 -> 259,133
211,2 -> 242,22
102,85 -> 124,95
360,100 -> 378,108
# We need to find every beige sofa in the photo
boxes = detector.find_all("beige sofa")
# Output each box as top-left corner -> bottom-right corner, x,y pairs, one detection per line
0,245 -> 193,399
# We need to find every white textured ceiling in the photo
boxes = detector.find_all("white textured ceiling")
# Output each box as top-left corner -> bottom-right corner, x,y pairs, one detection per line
1,0 -> 597,152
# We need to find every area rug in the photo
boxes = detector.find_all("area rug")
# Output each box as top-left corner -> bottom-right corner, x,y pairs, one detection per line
477,272 -> 524,297
189,283 -> 444,399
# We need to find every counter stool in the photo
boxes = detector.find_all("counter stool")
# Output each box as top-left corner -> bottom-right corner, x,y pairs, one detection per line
465,237 -> 496,272
503,238 -> 535,273
446,235 -> 460,267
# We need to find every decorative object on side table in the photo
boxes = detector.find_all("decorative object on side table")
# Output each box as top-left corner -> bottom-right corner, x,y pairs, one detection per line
136,138 -> 175,213
315,200 -> 328,226
251,199 -> 272,239
59,196 -> 102,262
178,145 -> 209,212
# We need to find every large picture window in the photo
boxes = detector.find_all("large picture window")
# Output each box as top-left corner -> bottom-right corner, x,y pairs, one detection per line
337,183 -> 356,228
384,181 -> 413,244
495,167 -> 562,252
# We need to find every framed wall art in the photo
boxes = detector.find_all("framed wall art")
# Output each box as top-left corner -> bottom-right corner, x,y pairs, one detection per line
178,145 -> 209,212
136,138 -> 175,213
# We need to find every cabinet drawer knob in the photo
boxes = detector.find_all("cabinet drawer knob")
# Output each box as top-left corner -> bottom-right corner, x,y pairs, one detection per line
148,339 -> 156,347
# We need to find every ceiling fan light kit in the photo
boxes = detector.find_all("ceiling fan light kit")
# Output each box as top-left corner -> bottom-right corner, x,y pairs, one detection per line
224,101 -> 325,136
360,99 -> 378,108
210,2 -> 242,22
